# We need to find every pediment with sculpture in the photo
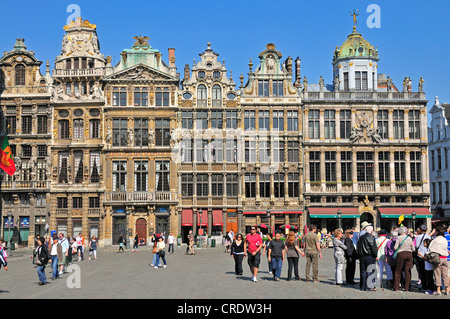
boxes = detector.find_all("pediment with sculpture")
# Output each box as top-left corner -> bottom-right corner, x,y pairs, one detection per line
104,64 -> 177,82
350,110 -> 382,144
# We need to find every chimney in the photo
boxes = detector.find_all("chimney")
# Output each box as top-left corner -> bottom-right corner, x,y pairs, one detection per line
168,48 -> 175,66
184,64 -> 190,80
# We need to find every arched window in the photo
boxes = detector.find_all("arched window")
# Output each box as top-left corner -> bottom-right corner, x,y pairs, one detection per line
15,64 -> 25,86
197,84 -> 207,107
212,84 -> 222,107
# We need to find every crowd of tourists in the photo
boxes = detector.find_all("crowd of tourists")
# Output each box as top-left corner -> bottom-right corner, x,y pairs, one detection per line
227,222 -> 450,296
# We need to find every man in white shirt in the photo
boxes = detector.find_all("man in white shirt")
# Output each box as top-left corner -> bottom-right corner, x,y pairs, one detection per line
168,232 -> 175,254
58,233 -> 69,275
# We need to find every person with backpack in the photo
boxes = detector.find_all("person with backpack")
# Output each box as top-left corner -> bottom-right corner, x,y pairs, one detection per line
34,237 -> 50,286
393,226 -> 415,292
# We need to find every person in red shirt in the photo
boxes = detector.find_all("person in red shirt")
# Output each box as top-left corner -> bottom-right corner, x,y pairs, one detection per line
244,226 -> 263,282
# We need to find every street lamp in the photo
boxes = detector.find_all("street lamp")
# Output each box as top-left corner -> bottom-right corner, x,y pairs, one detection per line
7,210 -> 13,256
412,210 -> 416,233
337,209 -> 342,231
198,209 -> 203,248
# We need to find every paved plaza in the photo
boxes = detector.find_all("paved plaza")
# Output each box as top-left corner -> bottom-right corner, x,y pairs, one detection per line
0,243 -> 445,301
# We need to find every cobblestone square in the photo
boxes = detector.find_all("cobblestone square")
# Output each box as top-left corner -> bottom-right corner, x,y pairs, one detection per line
0,244 -> 442,300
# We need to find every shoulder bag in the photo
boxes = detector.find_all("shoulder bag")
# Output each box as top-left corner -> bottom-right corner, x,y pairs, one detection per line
393,236 -> 409,261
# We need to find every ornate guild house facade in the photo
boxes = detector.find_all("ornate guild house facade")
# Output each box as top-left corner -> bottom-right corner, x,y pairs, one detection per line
0,16 -> 432,247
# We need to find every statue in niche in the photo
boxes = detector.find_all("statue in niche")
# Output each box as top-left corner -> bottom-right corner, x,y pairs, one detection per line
386,76 -> 392,92
334,75 -> 340,91
266,54 -> 275,73
90,83 -> 103,99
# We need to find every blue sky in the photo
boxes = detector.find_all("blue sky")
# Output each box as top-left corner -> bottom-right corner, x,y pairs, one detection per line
1,0 -> 449,124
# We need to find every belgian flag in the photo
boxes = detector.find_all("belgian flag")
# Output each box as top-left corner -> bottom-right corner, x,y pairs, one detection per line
0,136 -> 15,176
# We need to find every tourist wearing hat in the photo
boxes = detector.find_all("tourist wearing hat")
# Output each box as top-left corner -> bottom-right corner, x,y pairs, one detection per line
414,224 -> 431,290
360,221 -> 371,237
356,225 -> 378,291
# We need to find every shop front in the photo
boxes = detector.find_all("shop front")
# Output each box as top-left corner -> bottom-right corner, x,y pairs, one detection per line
377,207 -> 432,231
307,207 -> 359,233
181,209 -> 193,243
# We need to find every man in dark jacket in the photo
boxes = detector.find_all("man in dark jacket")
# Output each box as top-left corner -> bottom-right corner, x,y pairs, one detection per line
356,225 -> 377,291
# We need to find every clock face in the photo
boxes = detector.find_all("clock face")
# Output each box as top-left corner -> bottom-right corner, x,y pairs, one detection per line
16,56 -> 23,62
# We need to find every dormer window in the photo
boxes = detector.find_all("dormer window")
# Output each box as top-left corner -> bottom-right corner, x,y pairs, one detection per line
213,71 -> 220,79
15,64 -> 25,86
198,71 -> 206,79
258,80 -> 269,97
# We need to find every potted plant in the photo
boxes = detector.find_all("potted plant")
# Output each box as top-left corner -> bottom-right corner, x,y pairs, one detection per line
411,181 -> 423,186
310,181 -> 321,187
177,235 -> 182,246
342,181 -> 353,187
380,181 -> 390,187
395,181 -> 407,186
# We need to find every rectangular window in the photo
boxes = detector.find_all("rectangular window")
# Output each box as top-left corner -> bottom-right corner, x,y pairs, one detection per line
244,111 -> 255,131
57,197 -> 68,209
196,111 -> 208,130
134,118 -> 149,147
6,116 -> 16,135
325,151 -> 336,181
355,71 -> 368,90
182,111 -> 193,129
309,151 -> 320,182
324,110 -> 335,139
288,173 -> 299,198
211,111 -> 223,129
259,173 -> 271,198
356,151 -> 374,182
226,111 -> 237,129
196,174 -> 208,197
287,141 -> 299,162
272,110 -> 284,131
437,148 -> 442,170
258,139 -> 270,164
341,151 -> 352,182
37,145 -> 47,157
377,110 -> 389,139
58,152 -> 69,183
89,197 -> 100,208
308,110 -> 320,139
22,116 -> 32,134
408,110 -> 420,139
74,151 -> 84,184
195,139 -> 209,163
410,151 -> 422,182
225,139 -> 237,163
112,161 -> 127,192
378,151 -> 390,182
181,174 -> 193,196
73,119 -> 84,139
431,150 -> 435,171
112,118 -> 127,147
134,88 -> 148,107
343,72 -> 349,91
134,160 -> 148,192
155,161 -> 170,192
22,145 -> 32,157
393,110 -> 404,139
245,139 -> 256,163
274,173 -> 285,198
180,139 -> 193,162
211,174 -> 223,196
273,140 -> 284,163
120,88 -> 127,106
155,119 -> 171,147
37,116 -> 47,134
258,80 -> 269,97
340,110 -> 351,139
226,174 -> 239,197
73,197 -> 83,209
287,111 -> 298,131
211,139 -> 223,163
90,151 -> 100,183
245,173 -> 256,198
258,110 -> 270,131
90,119 -> 100,139
273,80 -> 283,96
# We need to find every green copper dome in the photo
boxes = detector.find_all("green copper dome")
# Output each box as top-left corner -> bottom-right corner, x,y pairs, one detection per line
333,26 -> 378,63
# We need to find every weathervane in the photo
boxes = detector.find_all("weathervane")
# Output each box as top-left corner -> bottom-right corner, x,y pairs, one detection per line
350,9 -> 359,27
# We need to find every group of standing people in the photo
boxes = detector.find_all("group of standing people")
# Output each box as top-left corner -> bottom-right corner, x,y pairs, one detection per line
229,225 -> 315,282
332,221 -> 450,295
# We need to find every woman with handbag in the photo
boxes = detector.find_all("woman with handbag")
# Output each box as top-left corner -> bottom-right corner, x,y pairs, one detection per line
393,227 -> 415,292
333,229 -> 347,285
230,233 -> 245,276
285,229 -> 305,281
34,237 -> 49,286
154,236 -> 167,269
428,225 -> 450,295
89,236 -> 98,260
